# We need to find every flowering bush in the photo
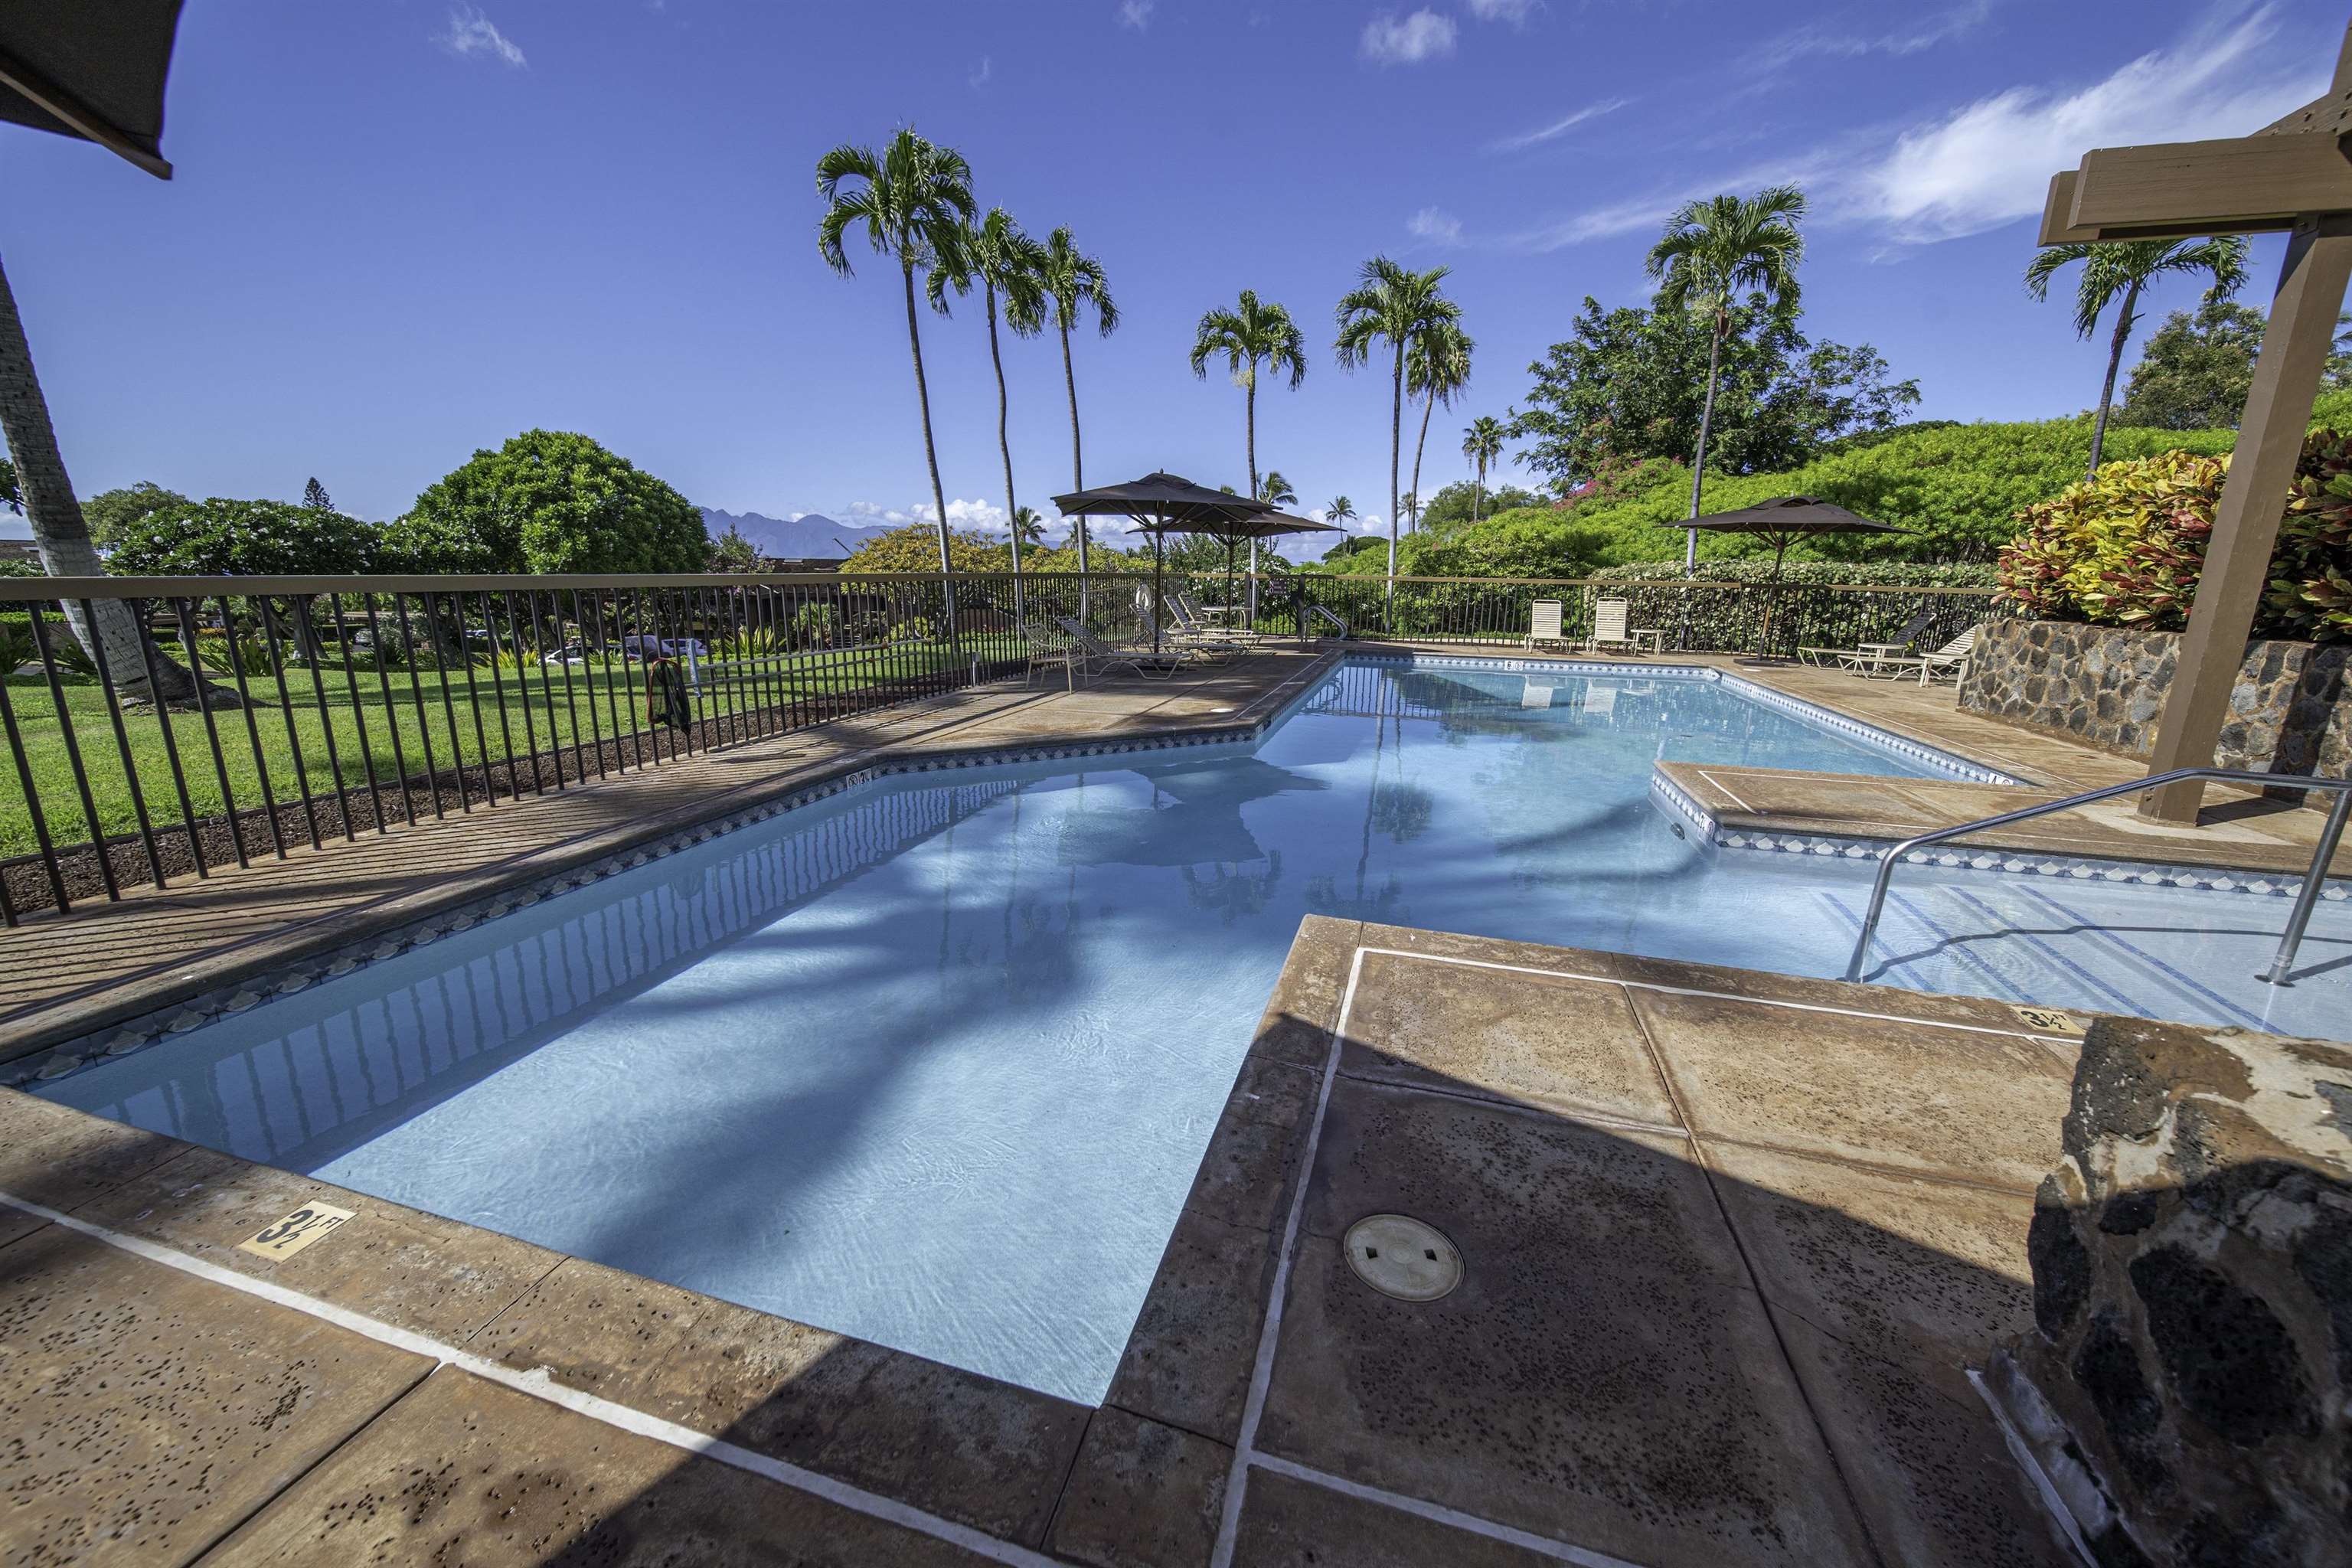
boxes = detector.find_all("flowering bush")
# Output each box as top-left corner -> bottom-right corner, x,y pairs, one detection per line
1996,439 -> 2352,642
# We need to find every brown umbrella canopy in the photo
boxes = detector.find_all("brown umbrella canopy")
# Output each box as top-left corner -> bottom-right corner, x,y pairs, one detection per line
0,1 -> 185,179
1051,471 -> 1274,526
1661,496 -> 1909,658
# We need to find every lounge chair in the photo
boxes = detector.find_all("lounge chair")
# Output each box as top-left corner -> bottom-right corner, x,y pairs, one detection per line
1138,605 -> 1236,665
1802,609 -> 1935,671
1054,615 -> 1187,683
1174,590 -> 1265,644
1860,626 -> 1978,686
1018,616 -> 1078,689
1524,599 -> 1569,651
1584,598 -> 1645,655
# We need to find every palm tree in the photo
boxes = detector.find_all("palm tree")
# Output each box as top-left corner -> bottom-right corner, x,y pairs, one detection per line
1039,226 -> 1117,583
1257,471 -> 1297,508
1192,290 -> 1307,618
1325,495 -> 1356,529
0,253 -> 191,698
1645,185 -> 1807,574
1010,505 -> 1047,547
2025,236 -> 2250,477
1334,256 -> 1460,586
1462,414 -> 1505,521
1404,322 -> 1473,535
932,206 -> 1047,593
817,129 -> 976,585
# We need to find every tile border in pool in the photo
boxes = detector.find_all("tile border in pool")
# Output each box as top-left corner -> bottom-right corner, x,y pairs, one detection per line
1646,771 -> 2352,903
1340,650 -> 2027,786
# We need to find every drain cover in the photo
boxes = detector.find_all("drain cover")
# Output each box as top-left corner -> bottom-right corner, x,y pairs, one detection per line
1343,1214 -> 1462,1302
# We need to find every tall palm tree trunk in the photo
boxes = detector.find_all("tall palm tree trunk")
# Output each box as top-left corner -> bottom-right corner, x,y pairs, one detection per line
902,262 -> 956,637
1683,318 -> 1726,577
1409,390 -> 1435,537
985,283 -> 1021,617
2088,279 -> 2139,479
0,251 -> 193,700
1386,339 -> 1403,599
1059,318 -> 1089,614
1244,371 -> 1259,625
1474,456 -> 1487,521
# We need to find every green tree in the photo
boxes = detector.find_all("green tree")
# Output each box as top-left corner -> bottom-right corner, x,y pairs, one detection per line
386,430 -> 707,573
109,496 -> 381,576
1010,505 -> 1048,547
1325,495 -> 1355,528
708,521 -> 761,572
1039,224 -> 1118,574
1334,256 -> 1460,580
1645,184 -> 1808,570
934,207 -> 1047,583
2024,234 -> 2249,476
82,481 -> 190,548
841,522 -> 1006,574
1257,470 -> 1297,508
1462,415 -> 1505,521
1419,478 -> 1539,534
1191,289 -> 1305,601
2116,299 -> 2266,431
1404,322 -> 1472,534
1509,296 -> 1916,493
817,127 -> 978,578
301,476 -> 334,511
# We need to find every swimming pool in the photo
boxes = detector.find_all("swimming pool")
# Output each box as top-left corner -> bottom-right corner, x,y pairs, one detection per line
36,657 -> 2350,1403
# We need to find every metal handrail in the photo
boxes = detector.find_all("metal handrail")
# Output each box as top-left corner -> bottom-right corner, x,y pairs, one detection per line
1843,766 -> 2352,987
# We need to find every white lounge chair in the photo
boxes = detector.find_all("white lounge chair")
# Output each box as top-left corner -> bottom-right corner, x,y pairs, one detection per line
1524,599 -> 1568,651
1018,616 -> 1078,689
1054,615 -> 1187,682
1138,604 -> 1236,665
1584,598 -> 1644,655
1803,608 -> 1935,671
1861,626 -> 1978,686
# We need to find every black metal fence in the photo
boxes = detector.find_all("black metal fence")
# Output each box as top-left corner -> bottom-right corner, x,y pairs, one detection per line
0,567 -> 1991,924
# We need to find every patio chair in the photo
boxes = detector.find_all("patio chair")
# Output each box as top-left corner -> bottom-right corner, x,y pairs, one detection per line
1584,598 -> 1644,655
1138,604 -> 1236,665
1054,615 -> 1187,683
1175,590 -> 1264,643
1861,626 -> 1978,687
1803,609 -> 1935,671
1018,615 -> 1078,689
1524,599 -> 1569,651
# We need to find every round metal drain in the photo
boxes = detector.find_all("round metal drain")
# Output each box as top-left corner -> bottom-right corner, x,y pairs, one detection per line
1343,1214 -> 1462,1302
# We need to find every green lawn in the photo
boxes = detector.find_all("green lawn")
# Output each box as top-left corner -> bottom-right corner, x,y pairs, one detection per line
1,636 -> 1021,858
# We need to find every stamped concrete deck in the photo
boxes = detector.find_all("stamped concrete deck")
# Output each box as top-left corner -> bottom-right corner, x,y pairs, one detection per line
0,916 -> 2117,1566
0,651 -> 1335,1059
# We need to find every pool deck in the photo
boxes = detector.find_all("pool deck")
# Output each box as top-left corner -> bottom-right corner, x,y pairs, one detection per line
3,640 -> 2343,1067
0,915 -> 2123,1566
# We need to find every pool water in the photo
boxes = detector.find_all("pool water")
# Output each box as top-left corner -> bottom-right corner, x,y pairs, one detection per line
39,659 -> 2351,1403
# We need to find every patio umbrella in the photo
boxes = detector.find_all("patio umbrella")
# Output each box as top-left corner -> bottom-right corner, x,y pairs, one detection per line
0,2 -> 184,178
1052,472 -> 1273,651
1133,509 -> 1343,635
1661,496 -> 1909,660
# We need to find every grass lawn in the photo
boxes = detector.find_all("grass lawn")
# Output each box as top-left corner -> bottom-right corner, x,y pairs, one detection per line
1,635 -> 1022,858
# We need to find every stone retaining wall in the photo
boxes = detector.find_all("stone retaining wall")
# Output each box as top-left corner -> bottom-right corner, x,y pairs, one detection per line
1957,619 -> 2350,795
1987,1018 -> 2351,1567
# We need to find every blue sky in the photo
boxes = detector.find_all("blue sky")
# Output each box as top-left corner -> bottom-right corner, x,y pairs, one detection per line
0,0 -> 2339,554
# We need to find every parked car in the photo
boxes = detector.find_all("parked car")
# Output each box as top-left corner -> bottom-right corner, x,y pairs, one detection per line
541,642 -> 592,668
619,634 -> 707,662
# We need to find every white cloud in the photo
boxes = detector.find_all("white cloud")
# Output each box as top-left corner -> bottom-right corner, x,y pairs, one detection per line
1517,6 -> 2324,253
969,55 -> 993,88
1408,205 -> 1464,245
1361,9 -> 1457,65
1490,95 -> 1630,153
1753,0 -> 1992,71
1467,0 -> 1538,22
1119,0 -> 1154,31
1844,5 -> 2323,243
436,6 -> 526,67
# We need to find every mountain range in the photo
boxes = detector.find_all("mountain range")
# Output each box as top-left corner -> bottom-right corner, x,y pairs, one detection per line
699,508 -> 895,560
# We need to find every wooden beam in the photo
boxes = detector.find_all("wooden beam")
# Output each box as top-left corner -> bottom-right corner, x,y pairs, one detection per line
2038,173 -> 2098,245
2066,135 -> 2352,235
2260,21 -> 2352,136
2138,220 -> 2352,825
0,43 -> 171,181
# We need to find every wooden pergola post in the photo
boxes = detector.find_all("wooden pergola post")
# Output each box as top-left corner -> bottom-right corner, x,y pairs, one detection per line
2033,21 -> 2352,825
2141,220 -> 2352,821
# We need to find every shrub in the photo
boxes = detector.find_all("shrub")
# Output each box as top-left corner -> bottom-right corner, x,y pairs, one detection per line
109,497 -> 381,576
1996,438 -> 2352,641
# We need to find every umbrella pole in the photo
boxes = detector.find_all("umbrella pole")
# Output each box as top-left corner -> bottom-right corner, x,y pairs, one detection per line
1153,530 -> 1165,654
1758,534 -> 1789,658
1227,536 -> 1239,630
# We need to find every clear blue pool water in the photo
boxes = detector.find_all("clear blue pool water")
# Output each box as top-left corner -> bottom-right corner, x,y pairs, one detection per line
40,658 -> 2351,1403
